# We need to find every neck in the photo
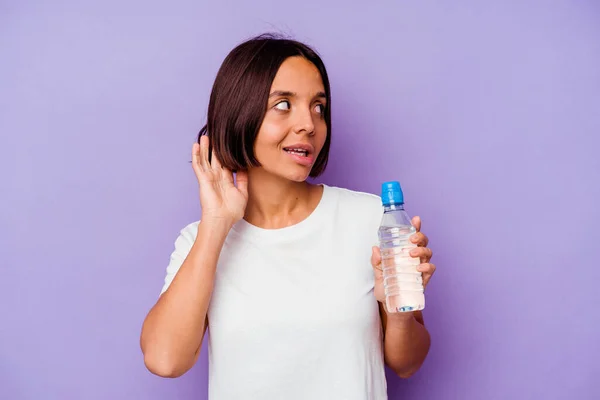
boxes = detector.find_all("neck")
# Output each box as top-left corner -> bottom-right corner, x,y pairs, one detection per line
384,203 -> 405,211
244,168 -> 322,229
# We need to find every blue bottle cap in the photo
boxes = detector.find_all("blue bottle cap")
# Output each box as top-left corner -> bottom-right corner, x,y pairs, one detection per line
381,181 -> 404,206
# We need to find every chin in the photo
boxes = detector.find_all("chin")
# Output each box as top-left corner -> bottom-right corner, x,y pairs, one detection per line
281,168 -> 312,182
262,165 -> 312,183
287,173 -> 311,182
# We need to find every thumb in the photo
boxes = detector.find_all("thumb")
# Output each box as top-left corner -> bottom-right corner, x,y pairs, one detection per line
411,215 -> 421,232
371,246 -> 382,268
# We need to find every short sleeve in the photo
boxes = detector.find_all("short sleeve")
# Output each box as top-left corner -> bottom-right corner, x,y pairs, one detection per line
160,221 -> 199,295
367,194 -> 384,247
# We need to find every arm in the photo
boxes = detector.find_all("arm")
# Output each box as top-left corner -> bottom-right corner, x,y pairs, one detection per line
140,136 -> 248,378
140,221 -> 230,378
371,216 -> 436,378
379,304 -> 431,378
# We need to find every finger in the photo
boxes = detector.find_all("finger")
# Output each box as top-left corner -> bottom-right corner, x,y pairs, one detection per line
418,263 -> 436,286
417,262 -> 436,274
410,246 -> 433,262
410,231 -> 429,247
371,246 -> 382,269
191,143 -> 203,175
221,166 -> 235,185
210,148 -> 224,181
211,148 -> 223,170
411,216 -> 421,232
199,135 -> 210,170
235,170 -> 249,196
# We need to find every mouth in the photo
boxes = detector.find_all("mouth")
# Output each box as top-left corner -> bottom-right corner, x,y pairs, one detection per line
282,144 -> 315,166
283,147 -> 310,157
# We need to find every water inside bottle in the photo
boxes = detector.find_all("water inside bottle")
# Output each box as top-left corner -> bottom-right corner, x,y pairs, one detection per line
379,225 -> 425,312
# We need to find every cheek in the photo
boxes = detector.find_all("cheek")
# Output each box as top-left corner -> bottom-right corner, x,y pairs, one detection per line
254,120 -> 287,158
257,122 -> 285,145
315,121 -> 328,148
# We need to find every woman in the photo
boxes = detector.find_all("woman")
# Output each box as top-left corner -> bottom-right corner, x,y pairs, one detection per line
140,33 -> 436,400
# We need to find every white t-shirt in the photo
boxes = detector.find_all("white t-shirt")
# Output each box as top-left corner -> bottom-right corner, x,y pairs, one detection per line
160,184 -> 388,400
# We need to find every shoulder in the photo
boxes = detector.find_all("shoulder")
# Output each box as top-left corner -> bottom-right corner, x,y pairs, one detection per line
178,220 -> 201,240
160,220 -> 200,295
324,185 -> 383,245
324,185 -> 383,229
170,220 -> 200,252
326,185 -> 382,213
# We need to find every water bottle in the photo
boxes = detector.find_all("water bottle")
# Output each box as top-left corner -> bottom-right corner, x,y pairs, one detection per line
377,181 -> 425,313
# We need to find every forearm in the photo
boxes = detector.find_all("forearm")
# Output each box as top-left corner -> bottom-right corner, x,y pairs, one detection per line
381,308 -> 431,378
141,221 -> 230,377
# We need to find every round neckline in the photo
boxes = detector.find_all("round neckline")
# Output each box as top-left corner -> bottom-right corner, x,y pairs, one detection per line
231,184 -> 332,242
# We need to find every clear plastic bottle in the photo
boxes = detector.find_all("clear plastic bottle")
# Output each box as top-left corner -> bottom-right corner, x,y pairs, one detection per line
377,181 -> 425,313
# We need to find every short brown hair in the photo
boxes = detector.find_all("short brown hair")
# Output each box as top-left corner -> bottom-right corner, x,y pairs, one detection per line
197,33 -> 332,177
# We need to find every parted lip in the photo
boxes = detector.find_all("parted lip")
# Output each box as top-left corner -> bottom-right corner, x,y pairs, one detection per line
282,143 -> 315,154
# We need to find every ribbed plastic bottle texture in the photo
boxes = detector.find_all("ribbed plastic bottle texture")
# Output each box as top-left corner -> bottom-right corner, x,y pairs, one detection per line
377,181 -> 425,313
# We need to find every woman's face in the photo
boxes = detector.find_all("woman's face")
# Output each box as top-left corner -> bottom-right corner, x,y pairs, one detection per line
253,56 -> 328,182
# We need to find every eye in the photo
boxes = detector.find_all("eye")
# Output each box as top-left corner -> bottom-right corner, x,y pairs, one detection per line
274,100 -> 290,111
314,103 -> 326,114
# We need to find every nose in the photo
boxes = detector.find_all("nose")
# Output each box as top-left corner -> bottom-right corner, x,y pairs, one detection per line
292,107 -> 315,136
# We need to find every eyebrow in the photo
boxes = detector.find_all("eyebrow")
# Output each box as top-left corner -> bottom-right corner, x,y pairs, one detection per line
269,90 -> 327,100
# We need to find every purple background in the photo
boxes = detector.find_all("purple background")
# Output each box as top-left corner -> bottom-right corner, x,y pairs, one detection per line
2,1 -> 599,399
